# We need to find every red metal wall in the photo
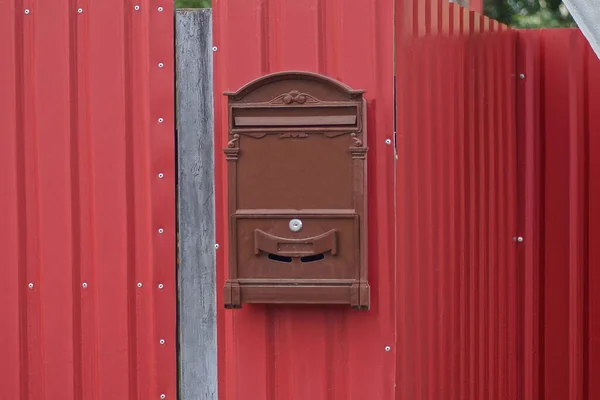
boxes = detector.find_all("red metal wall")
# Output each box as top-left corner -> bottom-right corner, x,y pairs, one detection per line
212,0 -> 396,399
0,1 -> 176,399
517,28 -> 600,400
395,2 -> 520,399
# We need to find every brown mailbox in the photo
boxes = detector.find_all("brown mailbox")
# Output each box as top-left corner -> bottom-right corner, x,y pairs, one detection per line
223,71 -> 369,309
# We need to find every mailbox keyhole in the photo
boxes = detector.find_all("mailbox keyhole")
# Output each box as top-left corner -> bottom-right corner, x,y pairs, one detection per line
300,253 -> 326,263
268,254 -> 292,263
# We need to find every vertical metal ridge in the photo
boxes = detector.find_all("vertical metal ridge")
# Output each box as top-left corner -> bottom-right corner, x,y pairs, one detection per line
497,35 -> 507,400
122,2 -> 138,399
586,32 -> 600,400
260,0 -> 270,74
0,0 -> 22,397
14,2 -> 30,398
430,36 -> 442,399
265,306 -> 276,400
327,0 -> 341,78
22,4 -> 45,396
134,2 -> 159,398
432,37 -> 445,399
68,0 -> 83,398
317,0 -> 326,74
411,40 -> 423,399
422,38 -> 434,400
457,36 -> 468,400
568,31 -> 588,400
489,34 -> 499,400
465,22 -> 476,400
77,2 -> 99,396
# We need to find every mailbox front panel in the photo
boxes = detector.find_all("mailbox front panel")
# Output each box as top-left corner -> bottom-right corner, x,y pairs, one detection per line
224,71 -> 369,309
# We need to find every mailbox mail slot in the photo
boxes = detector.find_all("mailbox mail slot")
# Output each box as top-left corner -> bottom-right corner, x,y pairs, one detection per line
223,71 -> 369,309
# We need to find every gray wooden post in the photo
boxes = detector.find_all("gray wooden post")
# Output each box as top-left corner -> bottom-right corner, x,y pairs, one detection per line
176,9 -> 217,400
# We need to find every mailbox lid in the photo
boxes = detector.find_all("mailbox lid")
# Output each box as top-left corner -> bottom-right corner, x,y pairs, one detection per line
232,213 -> 360,280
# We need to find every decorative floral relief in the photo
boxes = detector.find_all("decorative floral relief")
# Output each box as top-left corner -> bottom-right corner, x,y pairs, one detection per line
228,134 -> 240,148
269,90 -> 321,105
350,133 -> 363,147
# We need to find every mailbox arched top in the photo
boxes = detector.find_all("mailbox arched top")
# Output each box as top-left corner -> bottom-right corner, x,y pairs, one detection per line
224,71 -> 365,101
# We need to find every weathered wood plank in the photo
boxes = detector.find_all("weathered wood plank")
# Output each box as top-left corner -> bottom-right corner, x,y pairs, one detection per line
175,9 -> 217,400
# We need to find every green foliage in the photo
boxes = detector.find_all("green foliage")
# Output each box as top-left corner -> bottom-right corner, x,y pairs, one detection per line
176,0 -> 211,8
485,0 -> 576,28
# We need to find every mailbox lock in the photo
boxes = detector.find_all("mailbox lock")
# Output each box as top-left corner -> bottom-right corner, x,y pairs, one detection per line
289,219 -> 303,232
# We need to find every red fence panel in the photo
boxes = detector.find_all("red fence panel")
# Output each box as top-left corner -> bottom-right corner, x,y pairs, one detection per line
0,1 -> 176,399
212,0 -> 396,399
518,28 -> 600,400
395,2 -> 520,399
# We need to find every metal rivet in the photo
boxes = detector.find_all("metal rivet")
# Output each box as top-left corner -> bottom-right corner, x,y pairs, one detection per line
385,346 -> 391,352
158,63 -> 164,68
158,117 -> 164,123
28,283 -> 34,289
159,339 -> 165,345
24,9 -> 30,14
82,282 -> 88,288
77,8 -> 83,13
158,6 -> 164,12
212,46 -> 218,52
160,395 -> 166,400
517,236 -> 524,243
519,74 -> 525,79
385,139 -> 392,145
158,284 -> 164,289
158,228 -> 164,234
158,173 -> 164,179
137,282 -> 143,288
214,243 -> 220,250
134,5 -> 140,10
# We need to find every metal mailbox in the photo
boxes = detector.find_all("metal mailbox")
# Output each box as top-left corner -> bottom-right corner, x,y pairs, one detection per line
223,71 -> 369,309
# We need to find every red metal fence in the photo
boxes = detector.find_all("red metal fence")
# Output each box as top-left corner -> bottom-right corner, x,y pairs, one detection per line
395,4 -> 520,399
0,1 -> 176,399
518,28 -> 600,400
212,0 -> 396,398
1,1 -> 599,399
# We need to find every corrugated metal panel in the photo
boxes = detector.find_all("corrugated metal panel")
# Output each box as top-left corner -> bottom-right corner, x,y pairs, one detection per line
212,0 -> 396,399
395,2 -> 520,399
0,1 -> 176,399
517,28 -> 600,400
